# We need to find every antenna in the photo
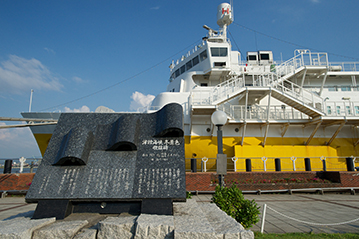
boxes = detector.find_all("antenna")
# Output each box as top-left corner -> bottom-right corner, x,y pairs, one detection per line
230,0 -> 234,22
29,89 -> 34,112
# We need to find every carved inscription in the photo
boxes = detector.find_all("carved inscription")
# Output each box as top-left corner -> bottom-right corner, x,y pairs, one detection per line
137,167 -> 181,196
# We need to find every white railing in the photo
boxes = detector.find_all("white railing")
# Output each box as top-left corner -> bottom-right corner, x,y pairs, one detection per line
211,75 -> 245,103
249,72 -> 324,112
185,156 -> 359,172
218,104 -> 310,121
324,101 -> 359,117
0,158 -> 41,174
272,77 -> 324,111
329,62 -> 359,72
275,50 -> 329,76
191,73 -> 245,105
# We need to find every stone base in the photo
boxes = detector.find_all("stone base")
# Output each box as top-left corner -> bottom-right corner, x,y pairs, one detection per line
1,199 -> 254,239
32,199 -> 173,219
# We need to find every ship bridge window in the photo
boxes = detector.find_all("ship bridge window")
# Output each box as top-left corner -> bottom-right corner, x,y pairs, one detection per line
200,50 -> 208,61
211,47 -> 228,57
175,69 -> 180,78
192,55 -> 199,66
186,60 -> 192,70
260,54 -> 270,60
180,65 -> 186,74
247,55 -> 257,61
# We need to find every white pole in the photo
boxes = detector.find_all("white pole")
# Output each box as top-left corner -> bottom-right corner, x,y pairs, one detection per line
202,157 -> 208,172
260,204 -> 267,233
262,157 -> 267,171
29,89 -> 34,112
291,156 -> 297,171
19,157 -> 26,173
231,157 -> 238,172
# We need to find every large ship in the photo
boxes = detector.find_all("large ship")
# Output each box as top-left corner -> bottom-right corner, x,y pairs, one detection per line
22,3 -> 359,172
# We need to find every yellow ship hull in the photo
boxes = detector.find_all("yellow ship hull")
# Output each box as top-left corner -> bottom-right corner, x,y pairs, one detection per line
33,133 -> 359,172
184,136 -> 359,172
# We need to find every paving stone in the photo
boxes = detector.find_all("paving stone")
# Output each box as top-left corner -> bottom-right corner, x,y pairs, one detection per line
97,216 -> 138,239
0,217 -> 55,239
73,229 -> 97,239
135,214 -> 174,239
33,220 -> 88,239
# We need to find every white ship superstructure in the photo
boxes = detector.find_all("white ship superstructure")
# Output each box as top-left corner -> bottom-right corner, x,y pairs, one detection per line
148,3 -> 359,171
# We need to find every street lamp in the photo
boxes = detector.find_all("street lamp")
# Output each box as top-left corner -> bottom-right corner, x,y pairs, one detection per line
211,110 -> 227,187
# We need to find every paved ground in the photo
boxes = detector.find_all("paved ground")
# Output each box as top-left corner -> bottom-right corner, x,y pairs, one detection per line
193,193 -> 359,234
1,193 -> 359,234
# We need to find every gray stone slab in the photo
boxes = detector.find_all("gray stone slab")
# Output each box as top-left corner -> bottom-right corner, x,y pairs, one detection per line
0,217 -> 55,239
33,220 -> 88,239
26,103 -> 186,203
173,199 -> 203,216
73,229 -> 97,239
173,199 -> 220,238
97,216 -> 138,239
199,203 -> 254,239
135,214 -> 174,239
173,215 -> 220,239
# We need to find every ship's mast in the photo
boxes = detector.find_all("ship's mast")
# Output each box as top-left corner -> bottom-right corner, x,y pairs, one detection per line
216,3 -> 233,40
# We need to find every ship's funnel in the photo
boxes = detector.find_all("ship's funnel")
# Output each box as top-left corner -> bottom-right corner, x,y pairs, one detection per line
217,3 -> 232,27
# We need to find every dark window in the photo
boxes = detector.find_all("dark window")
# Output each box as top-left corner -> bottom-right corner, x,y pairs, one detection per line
211,47 -> 228,57
200,83 -> 208,86
192,56 -> 199,66
186,60 -> 192,70
260,54 -> 270,60
214,62 -> 226,67
247,55 -> 257,61
328,86 -> 337,91
200,50 -> 207,61
175,69 -> 180,77
180,65 -> 186,74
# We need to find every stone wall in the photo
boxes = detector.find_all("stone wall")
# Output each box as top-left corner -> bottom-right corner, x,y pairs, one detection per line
186,171 -> 359,192
2,171 -> 359,193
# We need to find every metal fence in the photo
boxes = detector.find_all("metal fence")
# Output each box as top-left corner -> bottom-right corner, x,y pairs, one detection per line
185,156 -> 359,172
0,158 -> 41,174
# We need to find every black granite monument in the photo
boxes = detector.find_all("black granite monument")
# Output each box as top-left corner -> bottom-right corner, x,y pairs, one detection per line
26,103 -> 186,219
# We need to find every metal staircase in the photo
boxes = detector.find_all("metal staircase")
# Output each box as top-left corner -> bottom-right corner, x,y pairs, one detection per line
191,52 -> 327,119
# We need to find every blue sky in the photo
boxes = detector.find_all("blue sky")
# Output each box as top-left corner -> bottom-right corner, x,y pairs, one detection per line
1,0 -> 359,158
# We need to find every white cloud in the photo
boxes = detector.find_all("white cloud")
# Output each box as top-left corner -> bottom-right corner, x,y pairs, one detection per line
44,47 -> 55,54
150,6 -> 160,10
310,0 -> 320,3
72,76 -> 85,83
64,105 -> 91,112
0,55 -> 63,94
0,122 -> 41,158
0,122 -> 15,141
130,91 -> 155,111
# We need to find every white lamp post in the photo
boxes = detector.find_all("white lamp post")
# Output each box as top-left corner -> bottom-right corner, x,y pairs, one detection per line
211,110 -> 227,187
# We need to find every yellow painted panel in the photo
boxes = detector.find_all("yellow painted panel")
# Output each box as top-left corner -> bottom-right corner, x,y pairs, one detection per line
33,133 -> 53,156
185,135 -> 358,171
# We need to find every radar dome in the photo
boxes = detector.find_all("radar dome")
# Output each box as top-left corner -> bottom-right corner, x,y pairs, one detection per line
217,3 -> 232,27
